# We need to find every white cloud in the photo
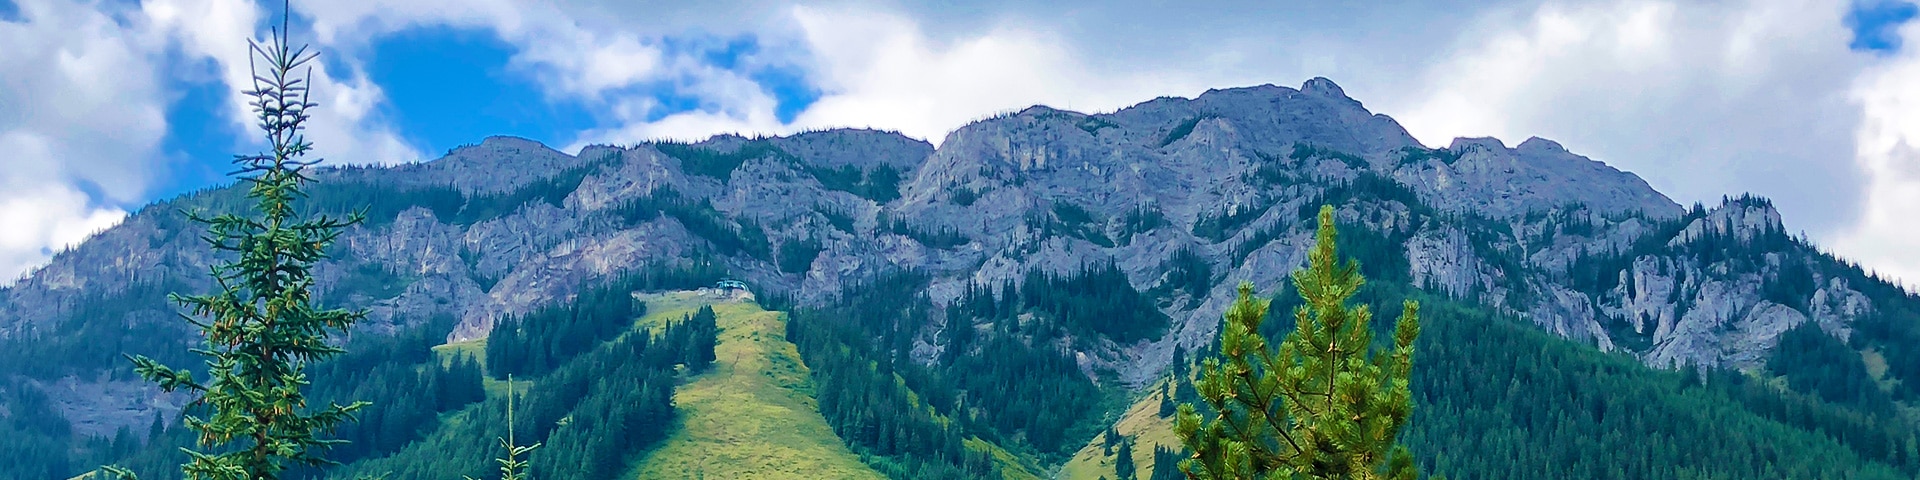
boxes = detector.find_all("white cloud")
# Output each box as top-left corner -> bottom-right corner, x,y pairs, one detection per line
6,0 -> 1917,289
577,5 -> 1221,148
147,0 -> 422,166
0,0 -> 426,283
0,0 -> 164,284
1389,0 -> 1868,238
0,186 -> 126,285
1833,19 -> 1920,288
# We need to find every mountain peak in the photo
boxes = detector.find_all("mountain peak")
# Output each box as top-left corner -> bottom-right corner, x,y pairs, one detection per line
1301,76 -> 1347,98
1517,136 -> 1567,154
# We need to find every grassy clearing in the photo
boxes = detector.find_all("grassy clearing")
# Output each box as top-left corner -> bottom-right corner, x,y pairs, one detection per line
1059,379 -> 1182,480
964,437 -> 1045,480
627,292 -> 884,480
433,337 -> 533,398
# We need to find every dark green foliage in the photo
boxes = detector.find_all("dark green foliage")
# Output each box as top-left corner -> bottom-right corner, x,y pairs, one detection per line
1118,204 -> 1167,245
1403,293 -> 1914,479
71,317 -> 486,480
950,187 -> 980,206
1563,209 -> 1703,296
817,203 -> 858,233
788,309 -> 998,480
1156,247 -> 1213,307
948,263 -> 1170,343
1394,146 -> 1461,166
1250,162 -> 1298,188
303,156 -> 616,229
120,27 -> 371,479
300,182 -> 462,228
793,272 -> 1107,466
1076,115 -> 1119,135
1148,445 -> 1185,480
1157,382 -> 1176,418
299,316 -> 487,467
1767,322 -> 1892,411
486,283 -> 643,378
316,306 -> 712,480
611,187 -> 773,260
0,381 -> 78,478
659,306 -> 719,372
336,261 -> 412,300
1763,260 -> 1818,312
950,335 -> 1105,456
1227,221 -> 1286,268
1027,201 -> 1113,247
447,161 -> 608,225
1333,214 -> 1413,284
653,139 -> 790,180
1192,198 -> 1271,243
806,163 -> 905,202
865,165 -> 904,202
1112,435 -> 1136,480
778,237 -> 824,274
1856,299 -> 1920,401
483,260 -> 723,379
1159,115 -> 1218,147
1176,206 -> 1423,480
738,218 -> 773,261
0,279 -> 196,380
879,214 -> 971,249
1289,143 -> 1368,170
1299,172 -> 1426,221
1052,200 -> 1098,226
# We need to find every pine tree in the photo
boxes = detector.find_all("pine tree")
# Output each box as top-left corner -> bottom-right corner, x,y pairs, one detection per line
111,9 -> 370,479
1173,205 -> 1424,480
1159,381 -> 1176,418
1115,434 -> 1137,480
470,375 -> 540,480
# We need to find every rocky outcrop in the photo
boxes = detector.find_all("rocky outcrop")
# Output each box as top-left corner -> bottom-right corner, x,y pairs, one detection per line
0,78 -> 1898,436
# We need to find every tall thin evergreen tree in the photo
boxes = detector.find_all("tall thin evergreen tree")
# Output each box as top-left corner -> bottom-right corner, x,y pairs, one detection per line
108,6 -> 369,479
1174,205 -> 1425,480
470,375 -> 539,480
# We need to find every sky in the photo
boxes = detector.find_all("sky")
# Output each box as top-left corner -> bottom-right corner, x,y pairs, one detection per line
2,0 -> 1919,288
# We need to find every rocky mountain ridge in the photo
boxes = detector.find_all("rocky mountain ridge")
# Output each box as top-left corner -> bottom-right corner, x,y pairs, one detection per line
0,77 -> 1910,438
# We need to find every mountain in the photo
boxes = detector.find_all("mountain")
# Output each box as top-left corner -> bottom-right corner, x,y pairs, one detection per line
3,78 -> 1918,479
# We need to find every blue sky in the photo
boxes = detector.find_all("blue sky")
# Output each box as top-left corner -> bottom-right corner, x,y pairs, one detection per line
146,18 -> 824,200
1850,0 -> 1920,52
5,0 -> 1920,286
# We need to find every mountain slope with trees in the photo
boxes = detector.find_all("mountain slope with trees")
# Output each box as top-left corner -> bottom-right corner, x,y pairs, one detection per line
3,77 -> 1918,478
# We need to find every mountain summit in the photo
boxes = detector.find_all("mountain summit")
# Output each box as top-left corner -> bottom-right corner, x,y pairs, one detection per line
2,78 -> 1917,479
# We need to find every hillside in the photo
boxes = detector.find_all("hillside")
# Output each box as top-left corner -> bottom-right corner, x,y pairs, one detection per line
2,77 -> 1918,478
624,292 -> 883,479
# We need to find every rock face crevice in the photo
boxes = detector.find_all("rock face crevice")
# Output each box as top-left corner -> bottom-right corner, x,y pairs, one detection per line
0,79 -> 1895,435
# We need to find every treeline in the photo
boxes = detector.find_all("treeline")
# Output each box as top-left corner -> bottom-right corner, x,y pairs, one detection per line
85,316 -> 490,480
487,260 -> 728,378
1290,283 -> 1920,479
1768,322 -> 1895,412
326,298 -> 719,480
486,284 -> 645,378
653,139 -> 786,180
948,262 -> 1169,343
301,154 -> 619,228
790,272 -> 1108,476
0,279 -> 197,380
879,213 -> 971,249
1025,200 -> 1114,247
0,379 -> 79,478
307,315 -> 488,464
611,186 -> 773,260
806,163 -> 904,203
789,309 -> 998,480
